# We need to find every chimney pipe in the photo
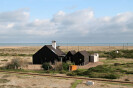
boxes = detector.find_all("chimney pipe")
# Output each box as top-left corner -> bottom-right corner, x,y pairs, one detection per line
52,41 -> 56,49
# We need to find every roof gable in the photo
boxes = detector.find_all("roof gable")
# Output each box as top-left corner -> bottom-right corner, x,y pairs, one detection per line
68,50 -> 76,55
46,45 -> 65,56
78,51 -> 89,58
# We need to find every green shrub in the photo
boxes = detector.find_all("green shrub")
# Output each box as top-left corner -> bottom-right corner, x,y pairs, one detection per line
108,50 -> 133,59
86,65 -> 115,73
86,72 -> 120,79
107,51 -> 122,59
67,65 -> 123,79
73,70 -> 85,76
125,79 -> 130,81
59,70 -> 66,74
42,63 -> 52,70
67,72 -> 77,76
104,73 -> 120,79
126,71 -> 133,74
45,70 -> 50,73
62,61 -> 73,71
88,72 -> 106,78
62,62 -> 69,71
88,50 -> 133,58
114,63 -> 121,66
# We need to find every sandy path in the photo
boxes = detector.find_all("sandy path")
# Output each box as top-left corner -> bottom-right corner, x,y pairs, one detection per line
0,73 -> 74,88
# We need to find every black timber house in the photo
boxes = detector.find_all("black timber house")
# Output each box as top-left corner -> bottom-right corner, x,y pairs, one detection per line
33,41 -> 65,64
65,50 -> 76,62
73,51 -> 90,65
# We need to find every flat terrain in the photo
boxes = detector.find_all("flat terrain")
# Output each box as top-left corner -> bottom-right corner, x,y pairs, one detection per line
0,73 -> 74,88
100,58 -> 133,82
0,73 -> 133,88
60,46 -> 133,52
0,46 -> 133,55
0,46 -> 133,88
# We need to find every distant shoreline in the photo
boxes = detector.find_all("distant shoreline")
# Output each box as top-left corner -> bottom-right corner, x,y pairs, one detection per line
0,46 -> 133,52
0,43 -> 133,47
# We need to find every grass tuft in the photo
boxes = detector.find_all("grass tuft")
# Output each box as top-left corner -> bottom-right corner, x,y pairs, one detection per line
71,80 -> 82,88
0,79 -> 10,83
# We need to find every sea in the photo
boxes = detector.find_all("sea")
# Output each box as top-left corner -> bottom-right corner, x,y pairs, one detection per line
0,43 -> 133,46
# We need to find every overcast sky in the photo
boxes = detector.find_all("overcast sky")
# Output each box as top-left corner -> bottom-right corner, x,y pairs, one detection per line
0,0 -> 133,43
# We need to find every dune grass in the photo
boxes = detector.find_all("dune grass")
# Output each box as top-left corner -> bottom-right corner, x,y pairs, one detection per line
71,80 -> 82,88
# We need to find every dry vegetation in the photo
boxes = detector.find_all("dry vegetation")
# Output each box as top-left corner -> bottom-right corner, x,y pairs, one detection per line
60,46 -> 133,52
0,73 -> 133,88
0,46 -> 133,55
0,46 -> 133,88
0,56 -> 32,68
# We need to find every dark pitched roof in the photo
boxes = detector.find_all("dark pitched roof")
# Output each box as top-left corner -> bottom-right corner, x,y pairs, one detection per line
46,45 -> 65,56
78,51 -> 89,58
69,50 -> 76,55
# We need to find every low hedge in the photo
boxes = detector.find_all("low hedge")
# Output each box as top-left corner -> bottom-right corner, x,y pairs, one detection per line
67,65 -> 123,79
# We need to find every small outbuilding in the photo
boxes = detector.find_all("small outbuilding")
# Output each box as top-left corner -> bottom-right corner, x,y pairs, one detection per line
89,53 -> 99,62
73,51 -> 90,65
65,50 -> 76,62
33,41 -> 65,64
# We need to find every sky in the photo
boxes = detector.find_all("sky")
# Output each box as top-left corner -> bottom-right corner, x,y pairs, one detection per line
0,0 -> 133,43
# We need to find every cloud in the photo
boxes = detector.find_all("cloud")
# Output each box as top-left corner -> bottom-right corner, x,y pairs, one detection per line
0,9 -> 29,23
0,8 -> 133,43
51,9 -> 94,35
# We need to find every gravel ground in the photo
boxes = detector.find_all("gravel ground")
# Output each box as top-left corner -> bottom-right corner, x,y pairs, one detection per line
77,80 -> 133,88
0,73 -> 74,88
0,73 -> 133,88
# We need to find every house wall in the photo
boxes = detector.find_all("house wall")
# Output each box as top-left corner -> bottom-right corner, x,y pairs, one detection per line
65,52 -> 74,62
73,53 -> 84,65
84,57 -> 89,65
33,46 -> 59,64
